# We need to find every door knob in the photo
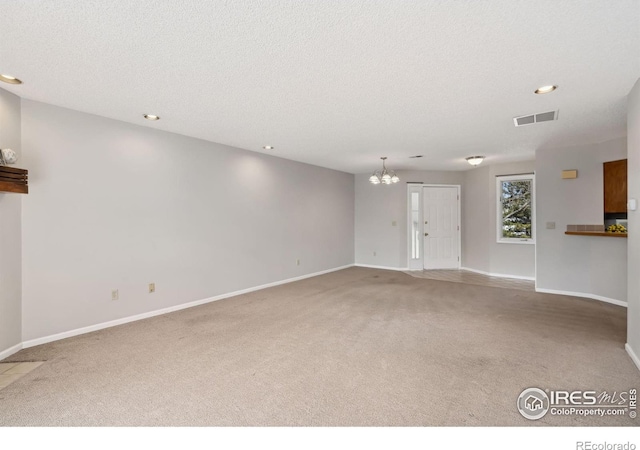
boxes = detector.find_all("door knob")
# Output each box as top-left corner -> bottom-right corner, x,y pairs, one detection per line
424,233 -> 429,236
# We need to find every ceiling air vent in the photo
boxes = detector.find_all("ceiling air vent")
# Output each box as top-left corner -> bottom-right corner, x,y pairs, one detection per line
513,110 -> 558,127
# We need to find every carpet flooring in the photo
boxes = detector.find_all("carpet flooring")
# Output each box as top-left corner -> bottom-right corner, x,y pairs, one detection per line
1,267 -> 638,426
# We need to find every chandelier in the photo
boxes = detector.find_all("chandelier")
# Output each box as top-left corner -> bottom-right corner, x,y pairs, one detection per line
369,157 -> 400,185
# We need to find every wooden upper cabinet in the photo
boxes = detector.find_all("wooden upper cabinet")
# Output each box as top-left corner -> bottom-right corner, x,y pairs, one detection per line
0,166 -> 29,194
603,159 -> 627,213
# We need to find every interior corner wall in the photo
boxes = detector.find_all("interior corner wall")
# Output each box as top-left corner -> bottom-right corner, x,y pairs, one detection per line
461,161 -> 536,278
0,87 -> 22,357
627,78 -> 640,359
355,170 -> 464,269
20,99 -> 355,342
535,137 -> 627,303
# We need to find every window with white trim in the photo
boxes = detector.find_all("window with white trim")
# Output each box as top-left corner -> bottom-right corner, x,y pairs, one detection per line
497,174 -> 535,244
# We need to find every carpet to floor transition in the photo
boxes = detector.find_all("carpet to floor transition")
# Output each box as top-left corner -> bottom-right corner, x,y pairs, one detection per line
1,267 -> 638,426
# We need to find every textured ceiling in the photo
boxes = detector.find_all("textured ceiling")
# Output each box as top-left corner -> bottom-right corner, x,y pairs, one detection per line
0,1 -> 639,173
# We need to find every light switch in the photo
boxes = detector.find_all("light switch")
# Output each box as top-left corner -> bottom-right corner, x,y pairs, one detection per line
629,199 -> 638,211
546,222 -> 556,230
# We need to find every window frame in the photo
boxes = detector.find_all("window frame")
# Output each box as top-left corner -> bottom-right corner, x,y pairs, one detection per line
496,173 -> 536,245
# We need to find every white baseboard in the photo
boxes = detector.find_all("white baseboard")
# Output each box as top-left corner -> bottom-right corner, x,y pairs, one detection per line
460,266 -> 535,281
22,264 -> 355,349
625,344 -> 640,372
535,287 -> 627,308
0,343 -> 23,361
354,264 -> 409,272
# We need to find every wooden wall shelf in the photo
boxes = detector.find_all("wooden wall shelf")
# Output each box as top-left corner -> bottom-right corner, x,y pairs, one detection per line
0,166 -> 28,194
565,231 -> 627,238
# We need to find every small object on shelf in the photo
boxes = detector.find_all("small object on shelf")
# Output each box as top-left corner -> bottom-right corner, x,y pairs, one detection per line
0,166 -> 28,194
0,148 -> 18,165
606,224 -> 627,233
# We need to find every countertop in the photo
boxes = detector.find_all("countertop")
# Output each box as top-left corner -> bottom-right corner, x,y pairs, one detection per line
564,231 -> 627,238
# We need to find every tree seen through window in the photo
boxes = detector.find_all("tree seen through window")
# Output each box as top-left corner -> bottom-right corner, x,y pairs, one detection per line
499,177 -> 533,241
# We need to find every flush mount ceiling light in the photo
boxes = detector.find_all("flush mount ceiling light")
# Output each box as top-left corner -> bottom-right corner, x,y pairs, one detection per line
0,74 -> 23,85
465,156 -> 485,166
534,85 -> 557,94
263,145 -> 274,150
369,157 -> 399,185
143,114 -> 160,121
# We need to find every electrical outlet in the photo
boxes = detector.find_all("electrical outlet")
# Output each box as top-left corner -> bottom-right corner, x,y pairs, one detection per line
149,283 -> 155,293
391,221 -> 397,226
296,259 -> 300,266
111,289 -> 119,301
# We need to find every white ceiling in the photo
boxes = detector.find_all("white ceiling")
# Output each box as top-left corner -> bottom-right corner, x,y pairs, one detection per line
1,1 -> 638,173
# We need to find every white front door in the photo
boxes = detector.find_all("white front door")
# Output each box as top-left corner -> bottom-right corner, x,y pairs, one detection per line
423,186 -> 460,269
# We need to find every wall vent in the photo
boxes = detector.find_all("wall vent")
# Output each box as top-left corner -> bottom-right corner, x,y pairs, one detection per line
513,110 -> 559,127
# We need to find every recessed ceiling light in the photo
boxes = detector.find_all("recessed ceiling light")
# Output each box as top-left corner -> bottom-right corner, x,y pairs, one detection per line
0,74 -> 23,85
263,145 -> 274,150
409,155 -> 423,158
534,85 -> 557,94
143,114 -> 160,121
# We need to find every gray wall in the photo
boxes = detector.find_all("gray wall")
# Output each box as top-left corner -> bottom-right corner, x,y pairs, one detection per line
628,79 -> 640,358
355,170 -> 464,268
21,100 -> 355,341
0,88 -> 22,356
462,161 -> 536,278
355,163 -> 536,279
462,165 -> 491,273
536,137 -> 627,303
